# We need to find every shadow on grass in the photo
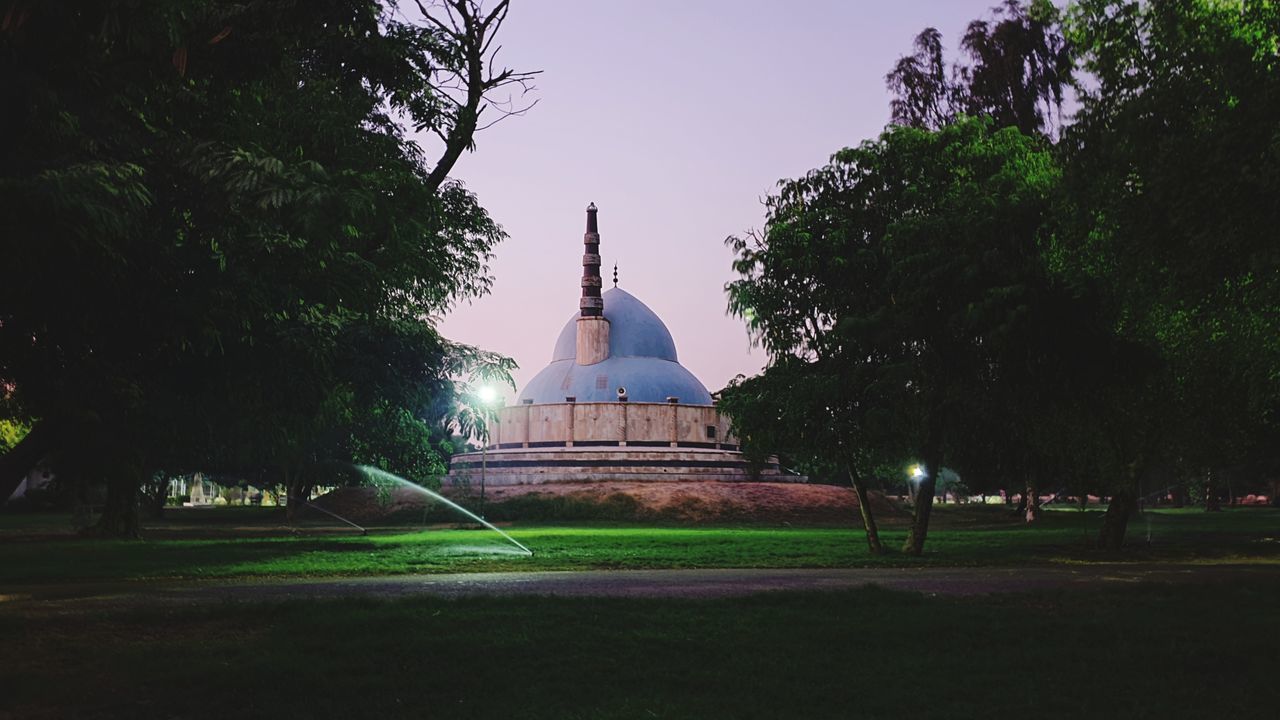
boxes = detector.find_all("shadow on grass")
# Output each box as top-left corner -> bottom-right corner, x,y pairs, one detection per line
4,580 -> 1279,719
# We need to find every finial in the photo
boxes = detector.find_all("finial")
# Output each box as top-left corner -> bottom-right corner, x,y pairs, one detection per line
613,262 -> 618,287
586,202 -> 598,233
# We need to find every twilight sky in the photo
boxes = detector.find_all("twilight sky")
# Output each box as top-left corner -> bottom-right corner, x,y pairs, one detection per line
431,0 -> 1008,401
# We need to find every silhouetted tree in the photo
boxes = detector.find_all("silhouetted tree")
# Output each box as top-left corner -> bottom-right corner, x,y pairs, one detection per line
887,0 -> 1071,137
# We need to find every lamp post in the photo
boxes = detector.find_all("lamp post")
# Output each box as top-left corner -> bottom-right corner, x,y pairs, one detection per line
476,385 -> 500,516
908,463 -> 925,505
480,436 -> 487,514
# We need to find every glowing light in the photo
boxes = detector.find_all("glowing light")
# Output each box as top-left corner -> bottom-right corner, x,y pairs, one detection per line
477,385 -> 499,406
909,464 -> 925,480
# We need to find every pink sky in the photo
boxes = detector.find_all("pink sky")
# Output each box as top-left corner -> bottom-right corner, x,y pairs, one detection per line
432,0 -> 1009,401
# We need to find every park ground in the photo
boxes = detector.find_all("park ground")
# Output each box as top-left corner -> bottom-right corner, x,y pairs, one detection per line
3,505 -> 1279,718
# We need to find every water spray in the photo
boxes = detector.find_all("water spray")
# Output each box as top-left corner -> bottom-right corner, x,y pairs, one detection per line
357,465 -> 533,556
303,501 -> 368,536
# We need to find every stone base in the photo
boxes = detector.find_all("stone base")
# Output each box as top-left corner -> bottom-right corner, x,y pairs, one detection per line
446,445 -> 802,487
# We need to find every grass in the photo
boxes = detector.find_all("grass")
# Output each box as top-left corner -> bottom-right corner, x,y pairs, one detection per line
1,505 -> 1277,584
4,581 -> 1279,719
4,506 -> 1277,717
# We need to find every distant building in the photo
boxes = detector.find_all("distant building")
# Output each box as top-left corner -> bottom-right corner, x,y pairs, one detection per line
446,204 -> 797,486
182,473 -> 220,506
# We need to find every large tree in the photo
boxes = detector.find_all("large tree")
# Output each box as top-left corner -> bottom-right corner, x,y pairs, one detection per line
727,117 -> 1058,555
0,1 -> 530,534
1059,0 -> 1280,541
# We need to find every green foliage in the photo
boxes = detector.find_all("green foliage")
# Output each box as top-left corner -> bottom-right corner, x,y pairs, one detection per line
0,419 -> 29,456
735,0 -> 1280,548
1060,0 -> 1280,479
0,1 -> 528,528
724,117 -> 1062,546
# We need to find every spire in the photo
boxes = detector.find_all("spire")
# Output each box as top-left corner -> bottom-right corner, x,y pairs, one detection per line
612,262 -> 618,288
580,202 -> 603,317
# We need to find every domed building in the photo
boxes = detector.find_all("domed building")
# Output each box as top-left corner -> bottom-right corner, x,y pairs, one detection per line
518,287 -> 713,406
446,204 -> 794,486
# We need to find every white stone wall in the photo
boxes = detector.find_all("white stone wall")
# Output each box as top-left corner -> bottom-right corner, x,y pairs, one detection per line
491,402 -> 735,448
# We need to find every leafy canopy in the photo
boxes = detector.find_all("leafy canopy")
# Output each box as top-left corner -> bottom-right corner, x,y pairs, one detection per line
0,1 -> 523,519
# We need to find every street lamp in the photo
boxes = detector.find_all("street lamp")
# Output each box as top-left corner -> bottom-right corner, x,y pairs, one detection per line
907,464 -> 925,505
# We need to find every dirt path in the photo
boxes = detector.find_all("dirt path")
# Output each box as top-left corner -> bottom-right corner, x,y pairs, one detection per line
4,563 -> 1277,615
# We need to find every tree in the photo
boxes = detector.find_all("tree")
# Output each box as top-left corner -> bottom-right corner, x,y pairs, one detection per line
719,358 -> 901,554
888,0 -> 1072,137
0,1 -> 532,534
727,117 -> 1058,555
946,276 -> 1139,523
1060,0 -> 1280,541
886,27 -> 954,132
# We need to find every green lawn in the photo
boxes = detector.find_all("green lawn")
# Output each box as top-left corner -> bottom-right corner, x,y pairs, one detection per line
2,506 -> 1277,584
4,581 -> 1278,719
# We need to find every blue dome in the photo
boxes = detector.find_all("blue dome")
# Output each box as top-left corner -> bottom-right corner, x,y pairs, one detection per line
520,288 -> 713,405
550,288 -> 678,362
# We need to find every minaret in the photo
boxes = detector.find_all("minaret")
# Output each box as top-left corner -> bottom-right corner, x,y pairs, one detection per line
576,203 -> 611,365
580,203 -> 604,316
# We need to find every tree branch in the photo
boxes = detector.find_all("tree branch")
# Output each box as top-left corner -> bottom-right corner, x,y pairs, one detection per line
414,0 -> 541,193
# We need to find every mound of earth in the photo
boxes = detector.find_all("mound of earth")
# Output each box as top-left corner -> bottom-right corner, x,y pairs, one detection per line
312,482 -> 902,525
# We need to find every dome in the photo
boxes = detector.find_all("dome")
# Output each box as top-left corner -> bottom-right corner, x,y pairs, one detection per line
519,287 -> 713,405
550,287 -> 678,362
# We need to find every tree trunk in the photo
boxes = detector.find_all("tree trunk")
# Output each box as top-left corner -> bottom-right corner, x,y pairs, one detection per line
284,468 -> 299,522
284,467 -> 313,523
69,468 -> 93,531
95,465 -> 141,539
1204,470 -> 1221,512
903,427 -> 944,556
1024,478 -> 1040,523
0,419 -> 57,504
1097,487 -> 1136,551
848,465 -> 883,555
147,481 -> 167,519
141,471 -> 169,519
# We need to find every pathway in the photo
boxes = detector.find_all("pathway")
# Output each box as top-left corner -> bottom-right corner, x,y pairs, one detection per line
4,563 -> 1277,615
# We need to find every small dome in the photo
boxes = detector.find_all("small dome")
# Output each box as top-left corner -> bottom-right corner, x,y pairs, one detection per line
520,288 -> 713,405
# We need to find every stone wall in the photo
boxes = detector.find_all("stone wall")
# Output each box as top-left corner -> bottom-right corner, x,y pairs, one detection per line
447,446 -> 797,486
490,402 -> 736,450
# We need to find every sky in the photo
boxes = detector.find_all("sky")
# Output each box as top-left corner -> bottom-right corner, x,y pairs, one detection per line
431,0 -> 1009,401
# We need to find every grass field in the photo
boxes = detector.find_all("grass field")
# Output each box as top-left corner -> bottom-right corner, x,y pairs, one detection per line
5,580 -> 1279,719
5,506 -> 1278,718
2,505 -> 1276,584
